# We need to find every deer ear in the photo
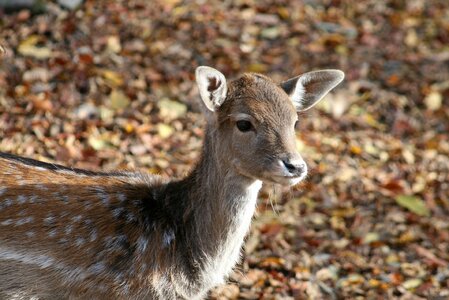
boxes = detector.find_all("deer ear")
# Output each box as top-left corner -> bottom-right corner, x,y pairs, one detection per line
195,66 -> 228,112
281,70 -> 344,112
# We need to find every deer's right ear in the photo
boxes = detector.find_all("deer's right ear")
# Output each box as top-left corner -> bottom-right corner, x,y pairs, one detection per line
195,66 -> 228,112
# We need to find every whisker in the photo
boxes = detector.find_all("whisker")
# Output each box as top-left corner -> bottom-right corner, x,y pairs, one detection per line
268,184 -> 280,216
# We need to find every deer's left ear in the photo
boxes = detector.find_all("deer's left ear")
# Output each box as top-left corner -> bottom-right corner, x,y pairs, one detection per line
281,70 -> 344,111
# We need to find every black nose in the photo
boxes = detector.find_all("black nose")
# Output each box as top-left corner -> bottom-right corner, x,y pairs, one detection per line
282,159 -> 304,175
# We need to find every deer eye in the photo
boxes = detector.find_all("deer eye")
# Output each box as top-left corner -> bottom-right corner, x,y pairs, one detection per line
236,120 -> 253,132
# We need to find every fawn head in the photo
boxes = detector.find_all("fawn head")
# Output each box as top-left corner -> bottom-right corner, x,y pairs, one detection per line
196,66 -> 344,186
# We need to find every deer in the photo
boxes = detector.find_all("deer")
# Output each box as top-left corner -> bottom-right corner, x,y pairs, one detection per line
0,66 -> 344,299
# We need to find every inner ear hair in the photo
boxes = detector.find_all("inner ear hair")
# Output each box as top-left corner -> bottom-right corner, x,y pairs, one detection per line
195,66 -> 228,112
207,76 -> 221,92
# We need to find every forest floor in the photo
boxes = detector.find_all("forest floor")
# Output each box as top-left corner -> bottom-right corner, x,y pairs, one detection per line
1,0 -> 449,299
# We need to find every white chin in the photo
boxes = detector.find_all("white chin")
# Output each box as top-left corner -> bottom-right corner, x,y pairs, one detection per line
265,173 -> 305,186
286,176 -> 302,186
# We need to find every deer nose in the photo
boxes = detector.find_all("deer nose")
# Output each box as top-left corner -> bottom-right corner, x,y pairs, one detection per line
281,157 -> 306,176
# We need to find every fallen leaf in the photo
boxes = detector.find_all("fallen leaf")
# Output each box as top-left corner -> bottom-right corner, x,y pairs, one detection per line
260,27 -> 280,39
157,124 -> 174,139
107,36 -> 122,53
130,144 -> 147,156
259,257 -> 286,268
405,29 -> 418,47
402,278 -> 422,290
99,69 -> 124,87
395,195 -> 430,216
158,98 -> 187,119
363,232 -> 380,244
0,44 -> 6,56
110,90 -> 130,110
402,148 -> 415,164
75,103 -> 99,119
88,136 -> 107,150
18,35 -> 51,59
424,91 -> 442,111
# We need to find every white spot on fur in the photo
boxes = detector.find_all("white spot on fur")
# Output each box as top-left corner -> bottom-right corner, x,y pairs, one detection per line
99,193 -> 110,206
117,193 -> 127,202
44,215 -> 55,225
163,229 -> 175,247
26,231 -> 35,237
89,229 -> 98,242
121,283 -> 131,295
62,195 -> 70,203
2,198 -> 13,208
36,184 -> 49,191
89,262 -> 106,274
75,237 -> 85,247
15,217 -> 34,226
72,215 -> 83,222
1,219 -> 13,226
48,229 -> 58,237
136,236 -> 148,252
104,234 -> 127,250
17,195 -> 27,204
126,212 -> 136,223
112,207 -> 125,218
93,187 -> 110,206
29,195 -> 39,203
65,225 -> 73,235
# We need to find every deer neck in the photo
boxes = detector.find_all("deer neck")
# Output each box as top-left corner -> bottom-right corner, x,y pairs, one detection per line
179,125 -> 262,266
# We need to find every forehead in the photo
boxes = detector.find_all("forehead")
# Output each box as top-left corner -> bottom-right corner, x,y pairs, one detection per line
223,74 -> 297,122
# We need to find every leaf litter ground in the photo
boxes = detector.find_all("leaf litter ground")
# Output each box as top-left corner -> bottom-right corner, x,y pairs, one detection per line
0,0 -> 448,299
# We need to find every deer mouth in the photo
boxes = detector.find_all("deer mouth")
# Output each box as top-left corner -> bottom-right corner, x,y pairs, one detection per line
264,173 -> 305,186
